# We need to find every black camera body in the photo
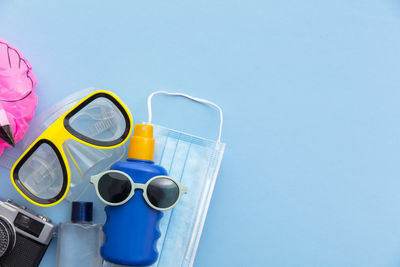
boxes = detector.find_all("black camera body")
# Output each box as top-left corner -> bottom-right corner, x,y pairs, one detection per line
0,200 -> 55,267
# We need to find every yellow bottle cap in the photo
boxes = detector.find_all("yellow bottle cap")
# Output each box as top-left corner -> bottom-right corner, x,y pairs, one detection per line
127,124 -> 155,161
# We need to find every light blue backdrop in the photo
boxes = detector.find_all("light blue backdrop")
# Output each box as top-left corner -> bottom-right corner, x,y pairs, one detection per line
1,0 -> 400,266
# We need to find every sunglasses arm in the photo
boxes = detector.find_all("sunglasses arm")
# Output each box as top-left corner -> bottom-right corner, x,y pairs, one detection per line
182,186 -> 188,194
90,174 -> 102,184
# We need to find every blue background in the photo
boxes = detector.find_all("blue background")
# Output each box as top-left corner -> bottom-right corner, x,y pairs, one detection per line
1,0 -> 400,266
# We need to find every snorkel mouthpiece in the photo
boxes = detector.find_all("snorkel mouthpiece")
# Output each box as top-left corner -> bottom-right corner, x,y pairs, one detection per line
128,124 -> 155,161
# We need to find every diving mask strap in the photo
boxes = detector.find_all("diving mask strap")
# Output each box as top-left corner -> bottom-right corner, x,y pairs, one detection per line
146,91 -> 224,144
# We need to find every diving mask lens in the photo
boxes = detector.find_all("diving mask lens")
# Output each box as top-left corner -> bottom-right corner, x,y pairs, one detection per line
13,140 -> 68,205
64,93 -> 131,146
97,172 -> 132,204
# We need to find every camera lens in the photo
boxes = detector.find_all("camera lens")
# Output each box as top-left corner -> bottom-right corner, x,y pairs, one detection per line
0,217 -> 15,258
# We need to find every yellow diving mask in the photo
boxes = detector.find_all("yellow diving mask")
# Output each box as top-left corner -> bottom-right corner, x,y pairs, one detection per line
11,90 -> 133,207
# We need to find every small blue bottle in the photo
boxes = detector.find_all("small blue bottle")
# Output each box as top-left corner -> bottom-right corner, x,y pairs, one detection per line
101,124 -> 167,266
57,202 -> 103,267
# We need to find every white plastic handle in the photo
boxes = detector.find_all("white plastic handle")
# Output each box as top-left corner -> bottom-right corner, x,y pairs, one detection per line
147,91 -> 223,143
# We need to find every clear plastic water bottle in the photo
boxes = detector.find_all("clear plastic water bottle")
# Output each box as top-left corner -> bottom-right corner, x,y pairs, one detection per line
56,202 -> 103,267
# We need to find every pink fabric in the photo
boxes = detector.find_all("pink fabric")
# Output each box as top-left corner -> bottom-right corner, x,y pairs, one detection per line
0,38 -> 38,154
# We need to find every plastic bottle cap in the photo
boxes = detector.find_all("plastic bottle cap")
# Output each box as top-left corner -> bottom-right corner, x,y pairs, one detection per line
71,201 -> 93,223
127,124 -> 155,161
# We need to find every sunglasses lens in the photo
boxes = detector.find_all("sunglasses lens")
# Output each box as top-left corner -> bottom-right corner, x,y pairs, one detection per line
147,177 -> 180,209
13,141 -> 67,203
65,93 -> 131,146
98,172 -> 132,204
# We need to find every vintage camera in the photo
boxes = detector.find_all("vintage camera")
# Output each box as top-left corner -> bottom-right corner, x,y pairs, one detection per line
0,200 -> 55,267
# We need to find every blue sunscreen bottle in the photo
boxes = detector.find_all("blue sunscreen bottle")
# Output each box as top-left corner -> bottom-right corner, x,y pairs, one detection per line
101,124 -> 167,266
